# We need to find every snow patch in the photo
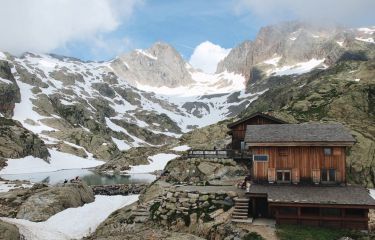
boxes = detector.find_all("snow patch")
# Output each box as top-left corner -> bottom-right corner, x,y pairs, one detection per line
0,195 -> 139,240
0,149 -> 104,175
355,37 -> 374,43
127,153 -> 179,174
336,41 -> 344,47
112,137 -> 131,151
171,145 -> 191,152
269,59 -> 325,76
263,56 -> 281,66
0,181 -> 33,192
289,37 -> 297,41
0,77 -> 13,84
358,27 -> 375,34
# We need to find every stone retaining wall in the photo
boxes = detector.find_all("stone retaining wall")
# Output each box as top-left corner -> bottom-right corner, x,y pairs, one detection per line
91,184 -> 147,195
149,187 -> 238,228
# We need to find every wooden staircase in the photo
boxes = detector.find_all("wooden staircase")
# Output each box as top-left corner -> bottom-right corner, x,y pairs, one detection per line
232,197 -> 253,223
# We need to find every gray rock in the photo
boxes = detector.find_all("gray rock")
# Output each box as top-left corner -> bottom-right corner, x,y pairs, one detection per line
16,182 -> 94,222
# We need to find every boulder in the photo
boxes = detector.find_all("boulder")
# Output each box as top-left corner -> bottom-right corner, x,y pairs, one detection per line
16,182 -> 94,222
0,220 -> 20,240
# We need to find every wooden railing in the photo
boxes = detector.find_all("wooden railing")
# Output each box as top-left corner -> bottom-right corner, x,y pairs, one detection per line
187,149 -> 252,160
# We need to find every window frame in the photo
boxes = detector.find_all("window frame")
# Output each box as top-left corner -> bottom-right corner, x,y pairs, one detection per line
321,168 -> 336,183
324,147 -> 332,156
253,154 -> 269,162
276,169 -> 291,183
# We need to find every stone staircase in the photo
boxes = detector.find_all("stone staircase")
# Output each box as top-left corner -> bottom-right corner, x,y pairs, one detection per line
131,196 -> 164,223
231,197 -> 253,223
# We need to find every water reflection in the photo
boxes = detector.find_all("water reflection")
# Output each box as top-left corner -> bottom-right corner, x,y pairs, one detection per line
0,169 -> 156,185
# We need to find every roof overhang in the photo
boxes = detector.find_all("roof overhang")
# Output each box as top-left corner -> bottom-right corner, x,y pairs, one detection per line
247,141 -> 355,147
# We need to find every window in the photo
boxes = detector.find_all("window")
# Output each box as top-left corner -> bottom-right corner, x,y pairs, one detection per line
276,170 -> 291,183
301,207 -> 320,216
345,209 -> 366,217
321,208 -> 341,217
321,169 -> 336,182
279,207 -> 298,216
324,148 -> 332,156
254,155 -> 268,161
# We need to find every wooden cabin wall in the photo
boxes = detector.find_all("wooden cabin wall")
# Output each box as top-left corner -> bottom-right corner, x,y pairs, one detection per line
252,146 -> 346,183
231,117 -> 283,150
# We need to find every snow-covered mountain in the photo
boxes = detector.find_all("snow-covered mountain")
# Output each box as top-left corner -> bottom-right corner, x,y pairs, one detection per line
0,21 -> 374,165
217,21 -> 375,82
0,45 -> 260,162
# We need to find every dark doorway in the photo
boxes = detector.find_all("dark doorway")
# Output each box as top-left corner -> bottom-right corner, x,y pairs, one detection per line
254,197 -> 268,218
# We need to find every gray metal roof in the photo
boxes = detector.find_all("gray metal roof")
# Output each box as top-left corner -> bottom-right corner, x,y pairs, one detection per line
248,184 -> 375,206
245,123 -> 355,144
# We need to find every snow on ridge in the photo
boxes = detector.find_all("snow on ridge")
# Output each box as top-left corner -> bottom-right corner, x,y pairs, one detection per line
136,49 -> 157,60
0,195 -> 139,240
0,52 -> 6,60
136,70 -> 245,97
336,41 -> 344,47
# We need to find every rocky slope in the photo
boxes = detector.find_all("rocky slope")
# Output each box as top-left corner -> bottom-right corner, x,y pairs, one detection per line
0,45 -> 258,169
240,58 -> 375,187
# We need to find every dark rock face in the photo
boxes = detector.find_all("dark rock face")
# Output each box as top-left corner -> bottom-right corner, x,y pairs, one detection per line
0,118 -> 50,160
0,61 -> 20,117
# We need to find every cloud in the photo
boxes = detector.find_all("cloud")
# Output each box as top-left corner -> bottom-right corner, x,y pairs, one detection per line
234,0 -> 375,27
189,41 -> 231,74
0,0 -> 142,55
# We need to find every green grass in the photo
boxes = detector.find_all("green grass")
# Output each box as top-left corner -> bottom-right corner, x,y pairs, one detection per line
276,225 -> 366,240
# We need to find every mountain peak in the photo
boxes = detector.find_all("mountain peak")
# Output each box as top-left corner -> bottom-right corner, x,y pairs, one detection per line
110,42 -> 193,88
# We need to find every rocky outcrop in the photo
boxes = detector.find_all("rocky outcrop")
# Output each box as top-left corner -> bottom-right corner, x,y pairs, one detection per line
0,118 -> 50,160
16,181 -> 94,222
0,220 -> 20,240
0,60 -> 20,117
111,42 -> 194,88
180,121 -> 231,149
164,158 -> 247,183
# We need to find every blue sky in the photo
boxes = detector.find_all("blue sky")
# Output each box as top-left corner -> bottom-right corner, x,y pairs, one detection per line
55,0 -> 265,61
0,0 -> 374,66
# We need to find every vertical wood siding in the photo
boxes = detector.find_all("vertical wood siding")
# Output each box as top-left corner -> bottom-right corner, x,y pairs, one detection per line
252,146 -> 347,183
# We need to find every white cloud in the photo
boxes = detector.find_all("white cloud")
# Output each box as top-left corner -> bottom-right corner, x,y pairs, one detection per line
189,41 -> 231,74
0,0 -> 142,55
234,0 -> 375,27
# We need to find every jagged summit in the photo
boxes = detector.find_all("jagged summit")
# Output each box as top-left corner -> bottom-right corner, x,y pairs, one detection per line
216,21 -> 375,82
110,42 -> 194,88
